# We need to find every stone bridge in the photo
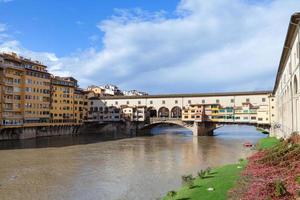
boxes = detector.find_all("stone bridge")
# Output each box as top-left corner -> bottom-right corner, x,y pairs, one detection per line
143,117 -> 217,136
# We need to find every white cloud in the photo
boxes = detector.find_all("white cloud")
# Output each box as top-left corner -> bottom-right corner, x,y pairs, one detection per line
1,0 -> 299,93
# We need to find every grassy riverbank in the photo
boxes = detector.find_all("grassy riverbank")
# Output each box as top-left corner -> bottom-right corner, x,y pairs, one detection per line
163,161 -> 247,200
256,137 -> 280,150
163,137 -> 283,200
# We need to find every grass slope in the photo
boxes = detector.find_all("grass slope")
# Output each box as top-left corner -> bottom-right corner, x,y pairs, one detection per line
257,137 -> 280,150
163,161 -> 247,200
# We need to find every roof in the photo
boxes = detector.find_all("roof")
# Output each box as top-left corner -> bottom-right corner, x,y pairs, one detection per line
273,12 -> 300,94
96,90 -> 272,100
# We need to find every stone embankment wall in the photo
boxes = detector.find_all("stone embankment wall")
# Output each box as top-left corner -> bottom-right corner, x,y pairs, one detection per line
0,125 -> 81,141
0,121 -> 149,141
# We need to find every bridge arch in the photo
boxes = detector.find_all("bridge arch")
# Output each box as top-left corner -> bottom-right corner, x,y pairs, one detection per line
158,107 -> 170,117
171,106 -> 182,118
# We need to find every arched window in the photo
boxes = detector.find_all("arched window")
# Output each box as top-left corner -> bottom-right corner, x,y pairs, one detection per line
147,107 -> 157,117
171,106 -> 182,118
294,75 -> 298,95
158,107 -> 169,118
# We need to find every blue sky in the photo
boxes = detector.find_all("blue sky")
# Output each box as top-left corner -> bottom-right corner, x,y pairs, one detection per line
0,0 -> 300,94
0,0 -> 178,55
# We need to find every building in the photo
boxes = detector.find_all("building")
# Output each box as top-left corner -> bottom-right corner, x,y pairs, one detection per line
0,52 -> 51,127
87,99 -> 121,122
218,107 -> 234,122
74,88 -> 88,124
121,106 -> 147,122
123,90 -> 148,96
234,103 -> 258,124
95,91 -> 273,122
104,84 -> 123,96
86,85 -> 106,96
273,13 -> 300,138
50,76 -> 77,124
182,104 -> 205,122
257,105 -> 270,125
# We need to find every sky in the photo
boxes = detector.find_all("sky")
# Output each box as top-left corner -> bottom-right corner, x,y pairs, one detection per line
0,0 -> 299,94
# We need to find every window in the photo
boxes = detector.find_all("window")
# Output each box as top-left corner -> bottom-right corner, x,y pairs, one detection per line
188,100 -> 191,104
262,98 -> 266,102
149,100 -> 153,104
246,98 -> 250,103
115,101 -> 118,105
138,101 -> 141,105
297,42 -> 300,58
175,100 -> 178,104
231,99 -> 234,103
162,100 -> 165,104
216,99 -> 220,104
202,100 -> 205,104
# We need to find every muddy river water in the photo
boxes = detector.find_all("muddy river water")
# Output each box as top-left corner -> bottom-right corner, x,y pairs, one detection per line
0,125 -> 266,200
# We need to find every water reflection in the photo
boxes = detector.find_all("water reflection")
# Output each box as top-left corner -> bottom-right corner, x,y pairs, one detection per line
0,125 -> 266,200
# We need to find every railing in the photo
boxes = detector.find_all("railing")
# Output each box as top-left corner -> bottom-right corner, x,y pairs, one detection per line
1,63 -> 24,70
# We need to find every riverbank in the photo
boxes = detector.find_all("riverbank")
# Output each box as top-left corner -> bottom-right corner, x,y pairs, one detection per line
163,160 -> 247,200
163,137 -> 283,200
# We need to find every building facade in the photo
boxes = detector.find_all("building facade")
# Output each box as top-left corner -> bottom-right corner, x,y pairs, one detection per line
88,91 -> 273,125
0,52 -> 51,127
50,76 -> 79,125
273,13 -> 300,138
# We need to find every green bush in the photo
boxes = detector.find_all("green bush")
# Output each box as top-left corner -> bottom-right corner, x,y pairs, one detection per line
197,170 -> 206,179
181,174 -> 194,188
167,190 -> 177,199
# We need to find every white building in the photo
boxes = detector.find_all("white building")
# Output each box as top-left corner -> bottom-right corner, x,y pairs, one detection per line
123,90 -> 148,96
121,106 -> 147,122
273,13 -> 300,138
104,84 -> 123,96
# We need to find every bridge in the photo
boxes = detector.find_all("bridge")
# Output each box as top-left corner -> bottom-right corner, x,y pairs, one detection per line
146,117 -> 206,136
143,117 -> 266,136
88,91 -> 274,136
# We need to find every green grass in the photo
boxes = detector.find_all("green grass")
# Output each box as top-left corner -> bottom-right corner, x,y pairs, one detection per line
163,161 -> 247,200
257,137 -> 280,150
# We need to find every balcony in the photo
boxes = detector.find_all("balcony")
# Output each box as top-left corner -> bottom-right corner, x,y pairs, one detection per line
3,81 -> 14,86
3,98 -> 13,103
4,90 -> 14,94
2,114 -> 23,118
2,63 -> 24,70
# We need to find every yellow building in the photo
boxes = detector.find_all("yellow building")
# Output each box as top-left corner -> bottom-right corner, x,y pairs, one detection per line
0,52 -> 51,127
50,76 -> 77,124
182,104 -> 205,122
73,88 -> 89,124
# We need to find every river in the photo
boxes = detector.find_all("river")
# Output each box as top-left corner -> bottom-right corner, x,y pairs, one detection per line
0,125 -> 266,200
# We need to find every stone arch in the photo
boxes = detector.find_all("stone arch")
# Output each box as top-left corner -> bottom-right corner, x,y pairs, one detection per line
158,107 -> 170,118
294,75 -> 298,95
171,106 -> 182,118
147,107 -> 157,117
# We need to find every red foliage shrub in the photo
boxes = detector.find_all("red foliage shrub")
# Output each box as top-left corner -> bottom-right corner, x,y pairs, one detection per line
229,138 -> 300,200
